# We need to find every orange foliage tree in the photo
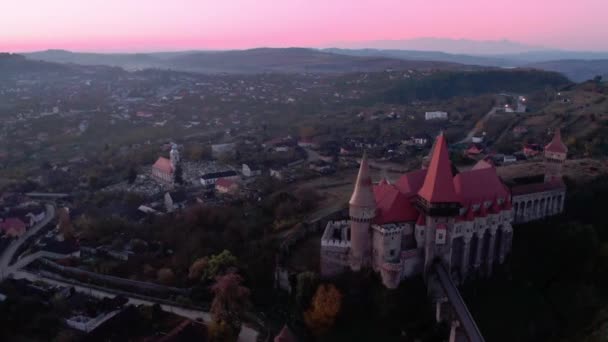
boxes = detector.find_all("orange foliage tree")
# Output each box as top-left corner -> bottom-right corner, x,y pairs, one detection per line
304,283 -> 342,335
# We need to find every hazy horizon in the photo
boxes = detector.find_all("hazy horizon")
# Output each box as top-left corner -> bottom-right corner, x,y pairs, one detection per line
2,0 -> 607,53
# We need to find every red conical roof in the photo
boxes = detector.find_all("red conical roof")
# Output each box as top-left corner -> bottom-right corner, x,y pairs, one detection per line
349,153 -> 376,208
418,133 -> 460,203
545,128 -> 567,154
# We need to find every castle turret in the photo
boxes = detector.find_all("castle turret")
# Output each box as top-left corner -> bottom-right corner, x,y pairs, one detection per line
544,128 -> 567,182
416,133 -> 461,276
349,153 -> 376,271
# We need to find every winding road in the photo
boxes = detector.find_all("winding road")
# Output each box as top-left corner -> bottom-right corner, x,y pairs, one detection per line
0,203 -> 55,280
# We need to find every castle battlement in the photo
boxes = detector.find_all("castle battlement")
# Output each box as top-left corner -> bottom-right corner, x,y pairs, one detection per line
321,239 -> 351,248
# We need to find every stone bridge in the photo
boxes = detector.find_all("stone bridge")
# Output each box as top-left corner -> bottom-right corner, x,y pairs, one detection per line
430,263 -> 485,342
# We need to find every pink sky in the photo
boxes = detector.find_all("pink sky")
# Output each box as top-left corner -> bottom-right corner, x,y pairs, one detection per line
1,0 -> 607,52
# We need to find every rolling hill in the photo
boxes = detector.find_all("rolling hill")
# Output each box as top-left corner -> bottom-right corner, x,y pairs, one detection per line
25,48 -> 471,74
164,48 -> 471,73
525,59 -> 608,82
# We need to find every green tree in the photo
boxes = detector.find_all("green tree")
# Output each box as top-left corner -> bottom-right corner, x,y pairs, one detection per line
203,250 -> 238,280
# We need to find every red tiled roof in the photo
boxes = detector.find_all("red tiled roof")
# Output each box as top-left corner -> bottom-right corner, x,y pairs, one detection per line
436,223 -> 447,230
545,128 -> 567,154
350,154 -> 376,208
152,157 -> 173,174
466,144 -> 483,155
453,168 -> 509,206
472,159 -> 494,170
1,217 -> 26,232
373,183 -> 419,224
215,178 -> 236,188
418,133 -> 460,203
395,169 -> 427,194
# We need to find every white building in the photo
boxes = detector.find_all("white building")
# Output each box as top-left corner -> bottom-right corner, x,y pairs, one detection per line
425,111 -> 448,120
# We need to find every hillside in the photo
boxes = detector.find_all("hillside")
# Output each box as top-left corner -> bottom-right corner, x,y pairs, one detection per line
382,69 -> 570,103
165,47 -> 471,73
526,59 -> 608,82
25,49 -> 162,70
0,53 -> 73,78
24,48 -> 475,74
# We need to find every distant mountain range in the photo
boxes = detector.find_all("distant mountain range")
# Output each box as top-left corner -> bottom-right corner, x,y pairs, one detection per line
23,48 -> 472,74
327,37 -> 549,55
20,45 -> 608,82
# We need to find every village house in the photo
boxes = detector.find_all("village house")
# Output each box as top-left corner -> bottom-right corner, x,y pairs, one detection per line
152,144 -> 180,184
1,217 -> 27,238
242,163 -> 262,178
200,170 -> 239,187
297,137 -> 318,148
215,178 -> 239,194
523,143 -> 543,158
425,111 -> 448,120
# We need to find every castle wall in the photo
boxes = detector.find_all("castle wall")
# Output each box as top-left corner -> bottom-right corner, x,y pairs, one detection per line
512,189 -> 565,223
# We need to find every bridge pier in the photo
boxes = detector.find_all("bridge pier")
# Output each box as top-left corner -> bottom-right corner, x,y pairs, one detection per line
449,320 -> 461,342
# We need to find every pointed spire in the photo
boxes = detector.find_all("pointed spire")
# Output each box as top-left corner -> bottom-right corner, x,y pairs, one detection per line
418,132 -> 460,203
545,128 -> 567,154
349,153 -> 376,208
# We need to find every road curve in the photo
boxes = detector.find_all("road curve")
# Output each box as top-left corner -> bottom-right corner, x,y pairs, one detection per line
0,203 -> 55,279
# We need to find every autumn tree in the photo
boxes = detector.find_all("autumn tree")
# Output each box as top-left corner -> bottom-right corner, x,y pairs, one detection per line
210,273 -> 250,338
157,268 -> 176,285
188,257 -> 209,280
304,283 -> 342,335
57,207 -> 74,240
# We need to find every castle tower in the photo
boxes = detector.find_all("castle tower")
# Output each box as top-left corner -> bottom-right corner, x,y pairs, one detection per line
170,143 -> 180,170
544,128 -> 567,182
416,133 -> 461,277
349,153 -> 376,271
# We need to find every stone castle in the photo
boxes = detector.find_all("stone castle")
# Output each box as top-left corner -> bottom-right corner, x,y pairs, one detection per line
321,130 -> 567,288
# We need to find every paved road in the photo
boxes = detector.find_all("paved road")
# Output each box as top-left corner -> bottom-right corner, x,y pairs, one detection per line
0,203 -> 55,280
457,107 -> 498,144
13,270 -> 259,342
